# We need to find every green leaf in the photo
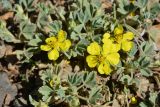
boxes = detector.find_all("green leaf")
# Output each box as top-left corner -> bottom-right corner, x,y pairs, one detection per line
117,0 -> 130,14
39,69 -> 53,82
150,3 -> 160,18
19,0 -> 35,11
70,32 -> 79,40
74,39 -> 89,56
55,6 -> 66,21
89,86 -> 102,104
20,21 -> 36,40
120,75 -> 133,85
83,71 -> 96,88
92,16 -> 105,28
128,44 -> 138,57
149,92 -> 158,106
48,20 -> 62,35
38,85 -> 53,101
135,0 -> 148,8
68,73 -> 82,86
68,96 -> 80,107
56,88 -> 65,99
125,24 -> 140,37
74,24 -> 84,33
139,41 -> 154,56
0,0 -> 12,10
0,20 -> 19,43
138,56 -> 150,68
91,0 -> 101,9
29,95 -> 39,106
140,68 -> 153,77
28,33 -> 42,46
139,102 -> 148,107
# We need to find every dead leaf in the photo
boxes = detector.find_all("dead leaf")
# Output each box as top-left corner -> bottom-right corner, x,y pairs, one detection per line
101,0 -> 112,10
7,63 -> 19,75
0,12 -> 14,20
112,99 -> 121,107
0,41 -> 6,58
60,60 -> 72,80
138,77 -> 149,93
0,72 -> 17,106
149,24 -> 160,50
5,45 -> 13,56
74,65 -> 80,72
117,94 -> 125,106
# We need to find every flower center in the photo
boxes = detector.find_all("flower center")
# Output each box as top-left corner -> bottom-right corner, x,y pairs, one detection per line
115,35 -> 123,43
98,55 -> 106,63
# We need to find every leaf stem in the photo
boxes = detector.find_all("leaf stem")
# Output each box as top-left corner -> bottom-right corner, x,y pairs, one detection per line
113,3 -> 116,20
77,84 -> 85,90
71,93 -> 88,102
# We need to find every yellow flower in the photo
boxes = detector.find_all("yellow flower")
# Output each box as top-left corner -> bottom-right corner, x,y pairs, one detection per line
114,26 -> 134,52
86,40 -> 120,75
40,30 -> 71,60
130,0 -> 135,4
131,97 -> 137,104
129,0 -> 136,16
49,75 -> 61,87
130,12 -> 135,16
114,25 -> 124,36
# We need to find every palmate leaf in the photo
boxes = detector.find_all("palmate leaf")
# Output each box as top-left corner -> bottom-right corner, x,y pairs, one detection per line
28,33 -> 42,46
128,43 -> 138,57
135,0 -> 148,8
150,3 -> 160,18
56,88 -> 65,99
149,92 -> 158,106
140,68 -> 153,77
117,0 -> 130,14
68,73 -> 82,86
89,86 -> 102,104
82,71 -> 96,88
20,21 -> 36,40
38,85 -> 53,101
67,96 -> 80,107
0,20 -> 19,43
19,0 -> 35,11
120,75 -> 133,85
0,0 -> 12,10
48,20 -> 62,35
0,29 -> 17,42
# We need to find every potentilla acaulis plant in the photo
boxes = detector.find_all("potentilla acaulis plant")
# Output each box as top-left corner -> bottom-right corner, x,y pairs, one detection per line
1,0 -> 159,107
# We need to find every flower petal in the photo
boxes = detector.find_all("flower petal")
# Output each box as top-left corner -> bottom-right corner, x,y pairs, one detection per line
114,25 -> 124,35
45,37 -> 57,45
102,40 -> 120,55
123,32 -> 134,40
40,45 -> 51,51
48,49 -> 59,60
58,30 -> 67,42
98,63 -> 112,75
102,33 -> 110,43
106,53 -> 120,65
111,43 -> 121,52
122,41 -> 133,51
60,39 -> 71,51
87,42 -> 101,55
86,55 -> 98,68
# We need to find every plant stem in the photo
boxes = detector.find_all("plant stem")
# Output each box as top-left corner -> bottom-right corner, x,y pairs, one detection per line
113,3 -> 116,20
77,84 -> 85,90
71,92 -> 88,102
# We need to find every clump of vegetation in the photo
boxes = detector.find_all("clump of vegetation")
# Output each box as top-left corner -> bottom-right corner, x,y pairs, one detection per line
0,0 -> 160,107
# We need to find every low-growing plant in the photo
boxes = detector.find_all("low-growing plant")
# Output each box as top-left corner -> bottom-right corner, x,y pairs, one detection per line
0,0 -> 160,107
